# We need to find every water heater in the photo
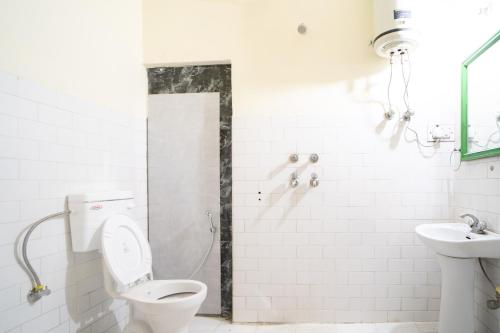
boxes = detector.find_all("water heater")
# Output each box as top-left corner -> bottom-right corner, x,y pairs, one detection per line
372,0 -> 418,58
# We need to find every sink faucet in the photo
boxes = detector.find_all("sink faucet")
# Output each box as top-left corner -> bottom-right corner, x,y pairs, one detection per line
460,213 -> 487,234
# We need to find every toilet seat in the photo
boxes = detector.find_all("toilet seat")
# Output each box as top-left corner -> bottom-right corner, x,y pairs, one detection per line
101,214 -> 152,289
100,213 -> 208,333
122,279 -> 207,305
101,215 -> 206,303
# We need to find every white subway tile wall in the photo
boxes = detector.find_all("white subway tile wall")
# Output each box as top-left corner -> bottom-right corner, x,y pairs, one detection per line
1,69 -> 498,332
0,70 -> 147,333
454,157 -> 500,333
231,111 -> 455,324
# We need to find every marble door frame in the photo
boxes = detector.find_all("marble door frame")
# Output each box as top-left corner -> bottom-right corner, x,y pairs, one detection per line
147,65 -> 233,318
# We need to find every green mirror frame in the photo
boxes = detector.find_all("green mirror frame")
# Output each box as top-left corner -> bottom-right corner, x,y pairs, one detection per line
461,30 -> 500,161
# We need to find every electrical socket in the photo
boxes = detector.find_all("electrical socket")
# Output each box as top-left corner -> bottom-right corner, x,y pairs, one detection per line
427,124 -> 455,142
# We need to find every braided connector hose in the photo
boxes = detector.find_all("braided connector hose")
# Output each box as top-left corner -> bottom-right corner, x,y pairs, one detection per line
23,211 -> 70,303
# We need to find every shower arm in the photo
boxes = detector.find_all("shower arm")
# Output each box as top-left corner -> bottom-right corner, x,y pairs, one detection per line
22,210 -> 70,303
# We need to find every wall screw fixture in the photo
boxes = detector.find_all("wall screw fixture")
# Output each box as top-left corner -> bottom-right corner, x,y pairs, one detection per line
289,154 -> 299,163
297,23 -> 307,35
310,154 -> 319,163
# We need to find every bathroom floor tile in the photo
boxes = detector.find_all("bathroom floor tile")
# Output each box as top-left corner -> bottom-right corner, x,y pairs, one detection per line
190,316 -> 227,332
215,324 -> 258,333
414,322 -> 439,333
189,317 -> 437,333
256,324 -> 298,333
295,324 -> 336,333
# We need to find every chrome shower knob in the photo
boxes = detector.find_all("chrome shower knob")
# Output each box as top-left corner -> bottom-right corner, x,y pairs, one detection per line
289,154 -> 299,163
290,172 -> 299,188
310,173 -> 319,187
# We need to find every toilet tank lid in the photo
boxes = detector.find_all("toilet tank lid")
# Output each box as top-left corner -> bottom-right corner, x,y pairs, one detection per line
67,191 -> 134,203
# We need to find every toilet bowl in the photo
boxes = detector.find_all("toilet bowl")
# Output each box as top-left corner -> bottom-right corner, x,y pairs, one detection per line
123,280 -> 207,333
101,214 -> 207,333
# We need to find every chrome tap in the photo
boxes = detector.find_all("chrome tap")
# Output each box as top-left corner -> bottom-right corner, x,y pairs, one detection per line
460,213 -> 487,234
310,173 -> 319,187
290,172 -> 299,188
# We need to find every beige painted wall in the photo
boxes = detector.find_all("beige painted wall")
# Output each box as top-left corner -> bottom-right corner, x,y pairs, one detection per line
143,0 -> 383,116
0,0 -> 146,114
143,0 -> 498,117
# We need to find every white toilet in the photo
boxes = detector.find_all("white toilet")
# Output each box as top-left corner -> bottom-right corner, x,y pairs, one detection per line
68,192 -> 207,333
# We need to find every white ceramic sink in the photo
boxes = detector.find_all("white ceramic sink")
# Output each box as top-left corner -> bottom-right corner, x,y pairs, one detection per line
416,222 -> 500,258
416,222 -> 500,333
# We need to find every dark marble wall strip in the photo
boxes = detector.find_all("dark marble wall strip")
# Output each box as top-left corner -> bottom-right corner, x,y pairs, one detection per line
147,65 -> 233,319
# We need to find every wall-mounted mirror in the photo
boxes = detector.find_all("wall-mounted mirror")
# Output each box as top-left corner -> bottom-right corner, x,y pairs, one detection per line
461,30 -> 500,160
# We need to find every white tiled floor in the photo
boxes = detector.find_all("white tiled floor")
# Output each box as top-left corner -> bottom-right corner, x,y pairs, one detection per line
189,317 -> 438,333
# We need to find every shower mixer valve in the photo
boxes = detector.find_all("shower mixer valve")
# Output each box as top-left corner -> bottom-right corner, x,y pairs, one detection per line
290,172 -> 299,188
310,173 -> 319,187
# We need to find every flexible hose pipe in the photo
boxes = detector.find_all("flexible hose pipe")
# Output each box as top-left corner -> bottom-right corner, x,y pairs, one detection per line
189,210 -> 217,279
22,211 -> 70,303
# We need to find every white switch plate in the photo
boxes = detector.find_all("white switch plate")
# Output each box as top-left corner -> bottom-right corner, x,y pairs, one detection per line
427,124 -> 455,142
